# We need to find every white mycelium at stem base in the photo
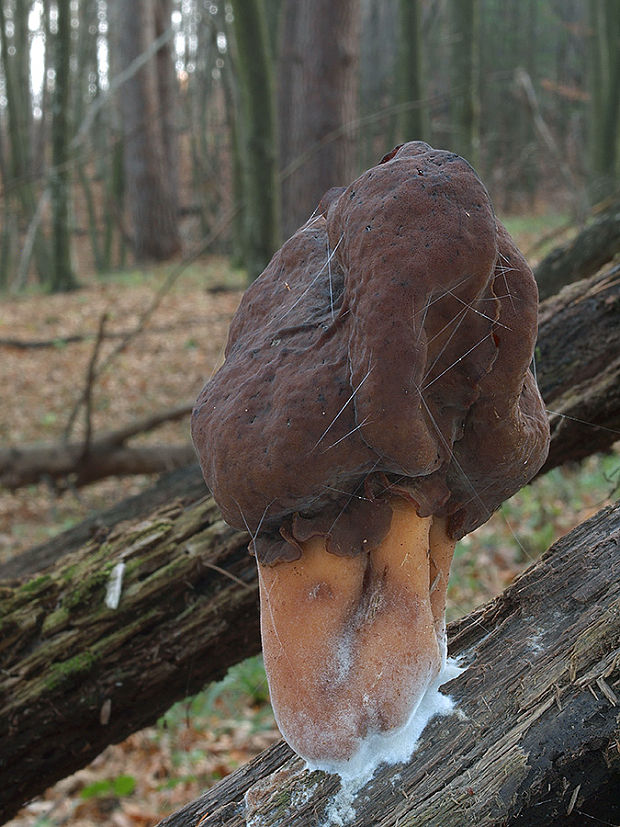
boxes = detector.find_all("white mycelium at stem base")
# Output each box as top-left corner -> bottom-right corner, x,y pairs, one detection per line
256,497 -> 456,773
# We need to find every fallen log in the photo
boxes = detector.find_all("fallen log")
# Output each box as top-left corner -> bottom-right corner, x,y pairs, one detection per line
537,262 -> 620,473
0,497 -> 261,824
0,464 -> 207,581
0,441 -> 195,490
0,403 -> 194,490
0,318 -> 212,350
0,265 -> 618,821
158,502 -> 620,827
535,198 -> 620,300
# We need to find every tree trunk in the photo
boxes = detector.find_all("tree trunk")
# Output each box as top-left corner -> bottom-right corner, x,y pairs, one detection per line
231,0 -> 280,281
278,0 -> 361,239
0,0 -> 50,285
449,0 -> 480,168
0,263 -> 619,821
588,0 -> 620,200
114,0 -> 181,261
358,0 -> 399,171
534,199 -> 620,300
397,0 -> 428,143
49,0 -> 79,292
154,0 -> 180,224
163,502 -> 620,826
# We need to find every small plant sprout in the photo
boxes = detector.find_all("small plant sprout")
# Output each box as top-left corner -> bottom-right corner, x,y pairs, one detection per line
191,142 -> 550,777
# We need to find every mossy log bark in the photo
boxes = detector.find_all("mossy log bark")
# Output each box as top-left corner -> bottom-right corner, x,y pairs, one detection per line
158,502 -> 620,827
0,264 -> 618,822
0,499 -> 261,823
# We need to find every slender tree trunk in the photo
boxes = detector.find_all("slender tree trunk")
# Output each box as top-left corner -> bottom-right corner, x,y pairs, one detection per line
0,0 -> 50,285
13,0 -> 33,168
221,7 -> 247,268
32,0 -> 52,179
231,0 -> 280,280
74,0 -> 105,272
276,0 -> 299,227
278,0 -> 361,239
49,0 -> 79,292
115,0 -> 181,261
397,0 -> 428,142
588,0 -> 620,199
263,0 -> 282,60
449,0 -> 480,168
100,0 -> 127,271
0,107 -> 12,288
523,0 -> 538,208
155,0 -> 180,222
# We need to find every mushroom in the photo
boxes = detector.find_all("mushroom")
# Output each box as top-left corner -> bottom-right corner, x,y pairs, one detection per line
191,142 -> 550,772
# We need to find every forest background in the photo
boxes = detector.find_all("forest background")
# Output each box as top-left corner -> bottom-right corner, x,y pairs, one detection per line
1,0 -> 619,825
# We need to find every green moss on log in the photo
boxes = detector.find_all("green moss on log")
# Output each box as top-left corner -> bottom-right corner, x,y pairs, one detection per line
47,651 -> 98,690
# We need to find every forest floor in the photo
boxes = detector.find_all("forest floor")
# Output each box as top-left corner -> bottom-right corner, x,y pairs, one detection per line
2,216 -> 619,826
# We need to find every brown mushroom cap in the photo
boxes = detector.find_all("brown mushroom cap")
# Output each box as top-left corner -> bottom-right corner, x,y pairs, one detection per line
191,142 -> 550,563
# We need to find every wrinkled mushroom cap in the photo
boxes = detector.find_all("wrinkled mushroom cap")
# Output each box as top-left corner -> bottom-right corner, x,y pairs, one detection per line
191,142 -> 550,564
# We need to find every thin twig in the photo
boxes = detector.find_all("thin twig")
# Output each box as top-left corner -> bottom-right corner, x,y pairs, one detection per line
12,188 -> 50,293
202,562 -> 254,592
76,312 -> 108,456
71,27 -> 175,150
0,318 -> 218,350
63,205 -> 238,443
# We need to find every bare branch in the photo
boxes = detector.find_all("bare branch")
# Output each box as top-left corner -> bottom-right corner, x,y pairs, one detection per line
77,312 -> 109,454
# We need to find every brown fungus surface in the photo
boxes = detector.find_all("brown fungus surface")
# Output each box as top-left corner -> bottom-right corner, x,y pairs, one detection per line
191,142 -> 550,564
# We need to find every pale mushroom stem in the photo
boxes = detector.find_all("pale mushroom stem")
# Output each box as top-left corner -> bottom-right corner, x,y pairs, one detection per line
257,497 -> 456,766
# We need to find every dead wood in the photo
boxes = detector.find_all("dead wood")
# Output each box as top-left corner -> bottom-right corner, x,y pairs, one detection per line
0,464 -> 207,581
537,262 -> 620,473
157,502 -> 620,827
0,496 -> 260,824
535,198 -> 620,300
0,403 -> 194,490
0,319 -> 212,350
1,496 -> 618,824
